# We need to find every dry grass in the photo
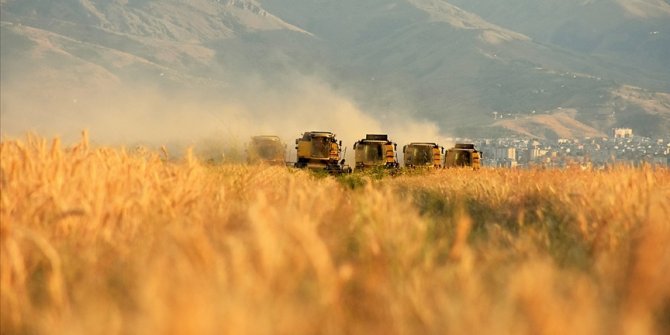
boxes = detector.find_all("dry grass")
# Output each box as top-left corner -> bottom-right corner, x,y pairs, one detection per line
2,133 -> 669,335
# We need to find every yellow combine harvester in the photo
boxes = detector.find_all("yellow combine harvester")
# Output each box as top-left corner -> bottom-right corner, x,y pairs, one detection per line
246,135 -> 287,165
403,142 -> 443,168
353,134 -> 399,171
444,143 -> 482,170
294,131 -> 351,173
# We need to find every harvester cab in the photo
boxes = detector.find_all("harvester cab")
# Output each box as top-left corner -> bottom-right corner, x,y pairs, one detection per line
246,135 -> 287,165
353,134 -> 399,171
403,142 -> 443,168
294,131 -> 351,174
444,143 -> 482,170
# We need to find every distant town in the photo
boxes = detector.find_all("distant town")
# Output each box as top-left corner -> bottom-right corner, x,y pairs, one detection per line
453,128 -> 670,168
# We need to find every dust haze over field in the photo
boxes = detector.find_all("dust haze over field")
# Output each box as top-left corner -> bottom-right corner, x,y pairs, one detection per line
0,68 -> 445,162
0,0 -> 445,156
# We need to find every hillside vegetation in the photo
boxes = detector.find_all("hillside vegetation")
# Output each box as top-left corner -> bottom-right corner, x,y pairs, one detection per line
1,133 -> 669,334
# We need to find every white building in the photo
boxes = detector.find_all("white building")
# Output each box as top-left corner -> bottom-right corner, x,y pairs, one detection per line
613,128 -> 633,138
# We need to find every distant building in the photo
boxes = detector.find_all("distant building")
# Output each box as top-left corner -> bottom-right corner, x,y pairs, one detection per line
495,147 -> 516,160
527,147 -> 544,161
613,128 -> 633,138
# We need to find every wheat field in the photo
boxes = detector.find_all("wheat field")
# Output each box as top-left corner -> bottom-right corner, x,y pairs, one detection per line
1,133 -> 669,335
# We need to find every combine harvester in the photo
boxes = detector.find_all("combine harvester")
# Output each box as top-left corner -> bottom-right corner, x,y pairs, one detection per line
353,134 -> 399,171
294,131 -> 351,174
444,143 -> 482,170
403,142 -> 443,168
246,135 -> 287,165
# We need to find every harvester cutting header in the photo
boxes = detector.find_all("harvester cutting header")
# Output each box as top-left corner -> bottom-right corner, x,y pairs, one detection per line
246,135 -> 286,166
444,143 -> 482,170
353,134 -> 399,171
403,142 -> 443,168
294,131 -> 351,174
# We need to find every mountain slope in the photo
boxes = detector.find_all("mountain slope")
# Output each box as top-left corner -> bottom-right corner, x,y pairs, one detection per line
0,0 -> 311,82
258,0 -> 669,135
447,0 -> 670,89
0,0 -> 326,141
492,109 -> 606,139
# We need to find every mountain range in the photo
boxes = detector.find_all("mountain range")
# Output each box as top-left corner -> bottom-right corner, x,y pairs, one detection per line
1,0 -> 669,142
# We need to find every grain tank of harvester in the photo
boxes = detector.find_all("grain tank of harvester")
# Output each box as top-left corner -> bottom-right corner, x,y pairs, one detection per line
403,142 -> 443,168
294,131 -> 351,173
246,135 -> 287,165
353,134 -> 399,171
444,143 -> 482,170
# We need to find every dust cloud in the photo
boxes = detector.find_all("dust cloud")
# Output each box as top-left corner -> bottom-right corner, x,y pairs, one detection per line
1,72 -> 449,163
